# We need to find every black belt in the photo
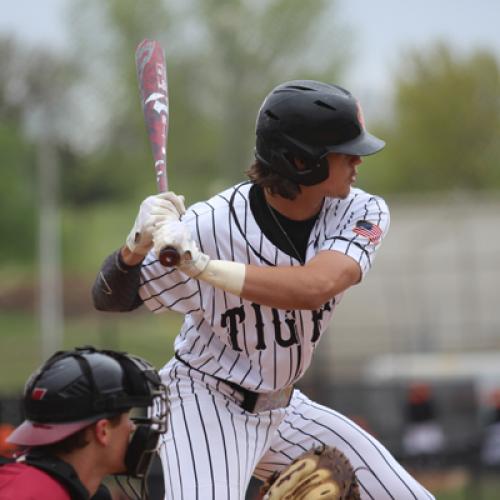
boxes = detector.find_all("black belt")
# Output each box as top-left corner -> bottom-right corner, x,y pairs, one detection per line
174,353 -> 293,413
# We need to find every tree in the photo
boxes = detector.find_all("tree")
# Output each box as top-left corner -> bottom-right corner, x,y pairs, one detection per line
0,38 -> 77,264
66,0 -> 347,202
190,0 -> 347,183
362,43 -> 500,194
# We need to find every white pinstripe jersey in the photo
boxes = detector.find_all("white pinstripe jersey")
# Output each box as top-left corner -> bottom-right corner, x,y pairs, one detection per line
138,181 -> 390,393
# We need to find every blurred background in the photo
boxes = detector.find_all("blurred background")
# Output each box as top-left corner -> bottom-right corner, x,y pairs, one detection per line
0,0 -> 499,498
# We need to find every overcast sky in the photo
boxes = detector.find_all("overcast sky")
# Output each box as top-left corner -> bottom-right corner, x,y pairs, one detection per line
1,0 -> 499,107
338,0 -> 500,89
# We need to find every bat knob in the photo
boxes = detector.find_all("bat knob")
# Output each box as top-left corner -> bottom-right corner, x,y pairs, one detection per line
159,246 -> 180,267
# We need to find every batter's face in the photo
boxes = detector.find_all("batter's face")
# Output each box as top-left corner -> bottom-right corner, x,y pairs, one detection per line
321,152 -> 363,199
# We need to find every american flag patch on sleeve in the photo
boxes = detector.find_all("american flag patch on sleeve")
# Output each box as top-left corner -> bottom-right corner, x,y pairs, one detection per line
353,220 -> 382,244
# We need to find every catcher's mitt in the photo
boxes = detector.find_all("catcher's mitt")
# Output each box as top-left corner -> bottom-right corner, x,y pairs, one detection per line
261,445 -> 361,500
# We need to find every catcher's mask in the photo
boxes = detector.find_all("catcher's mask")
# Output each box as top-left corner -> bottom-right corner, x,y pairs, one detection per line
8,345 -> 168,479
255,80 -> 385,186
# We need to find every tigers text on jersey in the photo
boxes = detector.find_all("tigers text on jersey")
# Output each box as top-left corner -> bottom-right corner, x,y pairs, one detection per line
138,182 -> 390,393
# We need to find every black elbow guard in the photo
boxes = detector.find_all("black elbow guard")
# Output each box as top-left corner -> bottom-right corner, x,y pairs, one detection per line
92,250 -> 143,312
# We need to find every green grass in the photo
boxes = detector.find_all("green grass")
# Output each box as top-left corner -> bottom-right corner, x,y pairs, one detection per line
408,468 -> 500,500
0,201 -> 188,393
435,478 -> 500,500
0,309 -> 183,393
62,201 -> 139,274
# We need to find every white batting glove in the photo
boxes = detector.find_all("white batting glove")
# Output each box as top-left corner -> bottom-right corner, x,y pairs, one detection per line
152,220 -> 210,277
126,192 -> 186,256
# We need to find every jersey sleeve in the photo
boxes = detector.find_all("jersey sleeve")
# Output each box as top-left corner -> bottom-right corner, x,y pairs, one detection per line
320,194 -> 390,278
138,253 -> 202,314
137,202 -> 215,315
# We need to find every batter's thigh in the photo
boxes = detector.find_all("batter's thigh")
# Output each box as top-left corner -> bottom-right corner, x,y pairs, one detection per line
157,361 -> 285,500
254,390 -> 435,500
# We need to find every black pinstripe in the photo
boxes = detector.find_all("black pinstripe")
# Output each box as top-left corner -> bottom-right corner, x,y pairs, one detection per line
139,183 -> 435,500
254,391 -> 433,499
294,412 -> 408,498
169,365 -> 186,500
225,399 -> 242,494
159,362 -> 434,499
194,392 -> 215,498
139,182 -> 389,391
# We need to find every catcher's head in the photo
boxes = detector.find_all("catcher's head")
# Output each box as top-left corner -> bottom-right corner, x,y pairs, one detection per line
8,345 -> 168,479
254,80 -> 385,187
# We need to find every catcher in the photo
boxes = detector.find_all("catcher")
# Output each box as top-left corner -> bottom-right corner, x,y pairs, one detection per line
0,346 -> 168,500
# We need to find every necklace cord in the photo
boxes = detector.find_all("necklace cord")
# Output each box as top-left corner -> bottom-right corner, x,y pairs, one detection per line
265,201 -> 305,265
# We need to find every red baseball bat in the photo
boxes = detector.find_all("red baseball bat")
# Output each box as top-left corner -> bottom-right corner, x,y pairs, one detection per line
135,39 -> 180,267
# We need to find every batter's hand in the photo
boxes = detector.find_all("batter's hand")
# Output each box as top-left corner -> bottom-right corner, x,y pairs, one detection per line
153,220 -> 210,277
126,192 -> 186,256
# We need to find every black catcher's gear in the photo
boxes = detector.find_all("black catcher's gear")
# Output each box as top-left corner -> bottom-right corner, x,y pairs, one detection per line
255,80 -> 385,186
11,346 -> 168,479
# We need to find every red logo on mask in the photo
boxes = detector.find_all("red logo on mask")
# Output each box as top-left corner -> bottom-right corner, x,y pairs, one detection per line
31,388 -> 48,400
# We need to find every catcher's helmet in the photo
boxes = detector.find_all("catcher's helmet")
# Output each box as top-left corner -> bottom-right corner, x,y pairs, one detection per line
255,80 -> 385,186
8,346 -> 167,478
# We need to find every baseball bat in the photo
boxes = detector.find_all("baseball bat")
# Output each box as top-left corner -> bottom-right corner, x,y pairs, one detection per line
135,39 -> 180,267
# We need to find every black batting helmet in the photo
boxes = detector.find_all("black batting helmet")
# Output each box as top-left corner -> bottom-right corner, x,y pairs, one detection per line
8,346 -> 167,478
255,80 -> 385,186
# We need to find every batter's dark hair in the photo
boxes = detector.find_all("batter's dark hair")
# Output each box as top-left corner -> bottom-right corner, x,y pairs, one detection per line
245,160 -> 302,200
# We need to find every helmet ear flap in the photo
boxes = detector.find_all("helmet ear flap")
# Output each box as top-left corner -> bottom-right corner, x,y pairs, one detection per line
266,148 -> 330,187
294,155 -> 330,186
256,136 -> 329,186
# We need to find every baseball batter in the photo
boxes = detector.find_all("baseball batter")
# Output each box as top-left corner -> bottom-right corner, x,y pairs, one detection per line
93,80 -> 434,499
